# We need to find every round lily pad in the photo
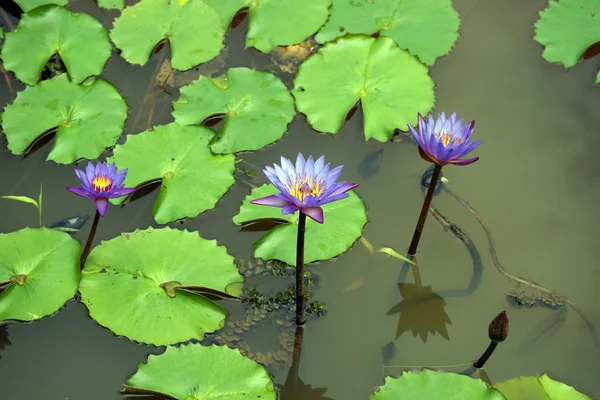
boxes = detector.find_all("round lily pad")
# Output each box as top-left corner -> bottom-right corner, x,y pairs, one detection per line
97,0 -> 124,10
293,35 -> 435,142
14,0 -> 67,13
233,184 -> 367,266
1,73 -> 128,164
534,0 -> 600,82
107,123 -> 235,223
0,4 -> 112,86
371,370 -> 506,400
79,227 -> 244,346
315,0 -> 459,66
493,374 -> 593,400
122,343 -> 276,399
110,0 -> 225,71
173,67 -> 295,154
204,0 -> 332,53
0,227 -> 81,323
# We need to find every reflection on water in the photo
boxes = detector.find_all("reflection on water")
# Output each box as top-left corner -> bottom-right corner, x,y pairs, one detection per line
1,0 -> 600,398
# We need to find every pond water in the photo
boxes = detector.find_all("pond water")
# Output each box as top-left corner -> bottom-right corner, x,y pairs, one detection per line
1,0 -> 600,398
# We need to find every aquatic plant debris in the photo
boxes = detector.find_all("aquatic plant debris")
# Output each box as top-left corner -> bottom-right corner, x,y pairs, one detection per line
204,0 -> 332,53
0,5 -> 112,86
122,343 -> 276,399
251,153 -> 358,224
108,123 -> 235,224
493,373 -> 593,399
79,227 -> 244,346
316,0 -> 460,66
110,0 -> 225,70
234,184 -> 367,265
1,74 -> 128,164
371,370 -> 506,399
173,68 -> 295,154
293,35 -> 435,142
534,0 -> 600,83
0,227 -> 81,323
67,161 -> 135,217
13,0 -> 67,13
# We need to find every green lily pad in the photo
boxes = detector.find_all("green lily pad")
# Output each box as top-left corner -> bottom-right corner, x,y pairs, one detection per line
13,0 -> 67,13
534,0 -> 600,83
122,343 -> 276,399
1,73 -> 128,164
107,123 -> 235,223
371,370 -> 506,400
97,0 -> 124,10
315,0 -> 460,66
79,227 -> 244,346
204,0 -> 332,53
493,374 -> 592,399
173,67 -> 295,154
293,35 -> 435,142
233,184 -> 367,266
110,0 -> 225,70
0,5 -> 112,86
0,227 -> 81,323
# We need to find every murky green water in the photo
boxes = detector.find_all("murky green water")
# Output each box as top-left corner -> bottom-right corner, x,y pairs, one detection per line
1,0 -> 599,398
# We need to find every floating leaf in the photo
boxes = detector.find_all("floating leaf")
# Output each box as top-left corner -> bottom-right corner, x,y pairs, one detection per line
0,227 -> 81,323
122,343 -> 276,399
493,374 -> 592,400
97,0 -> 124,10
371,370 -> 506,400
13,0 -> 67,13
79,227 -> 244,346
173,67 -> 295,154
0,5 -> 112,86
315,0 -> 459,65
110,0 -> 225,70
108,123 -> 235,224
377,247 -> 416,265
534,0 -> 600,74
1,74 -> 128,164
293,35 -> 435,142
205,0 -> 332,53
233,184 -> 367,266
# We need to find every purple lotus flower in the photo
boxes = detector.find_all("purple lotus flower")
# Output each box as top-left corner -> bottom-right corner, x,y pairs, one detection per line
251,153 -> 358,224
66,161 -> 136,217
408,112 -> 481,166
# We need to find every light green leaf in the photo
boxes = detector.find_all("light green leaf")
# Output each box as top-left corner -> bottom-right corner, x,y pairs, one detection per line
233,184 -> 367,266
315,0 -> 460,65
173,67 -> 295,154
97,0 -> 124,10
0,5 -> 112,86
371,370 -> 506,400
377,247 -> 416,265
110,0 -> 225,70
79,227 -> 244,346
0,227 -> 81,323
122,344 -> 276,399
493,374 -> 592,400
1,74 -> 128,164
534,0 -> 600,69
293,35 -> 435,142
1,195 -> 39,209
108,123 -> 235,224
13,0 -> 67,13
205,0 -> 331,53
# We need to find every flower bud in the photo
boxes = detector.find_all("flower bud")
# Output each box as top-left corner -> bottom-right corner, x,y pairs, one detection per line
489,310 -> 509,343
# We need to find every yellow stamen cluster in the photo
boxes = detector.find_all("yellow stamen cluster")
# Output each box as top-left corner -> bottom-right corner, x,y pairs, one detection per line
435,132 -> 462,147
92,175 -> 113,192
288,178 -> 324,202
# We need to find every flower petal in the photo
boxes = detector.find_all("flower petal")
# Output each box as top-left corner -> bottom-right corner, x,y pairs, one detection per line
282,205 -> 299,215
111,187 -> 136,197
95,198 -> 109,216
302,206 -> 324,224
295,153 -> 306,177
448,156 -> 479,166
66,186 -> 95,200
251,194 -> 291,208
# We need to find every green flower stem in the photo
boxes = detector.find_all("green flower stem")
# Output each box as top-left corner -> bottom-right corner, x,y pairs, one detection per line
407,163 -> 443,256
296,212 -> 307,326
80,209 -> 101,270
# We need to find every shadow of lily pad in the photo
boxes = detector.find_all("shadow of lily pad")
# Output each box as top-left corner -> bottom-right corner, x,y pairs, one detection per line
122,343 -> 276,400
79,227 -> 244,346
0,227 -> 81,323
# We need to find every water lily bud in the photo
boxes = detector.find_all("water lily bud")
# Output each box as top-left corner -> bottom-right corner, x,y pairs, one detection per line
489,311 -> 509,343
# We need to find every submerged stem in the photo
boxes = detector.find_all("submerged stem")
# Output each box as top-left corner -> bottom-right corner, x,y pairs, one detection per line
408,164 -> 443,256
80,210 -> 101,270
296,212 -> 307,326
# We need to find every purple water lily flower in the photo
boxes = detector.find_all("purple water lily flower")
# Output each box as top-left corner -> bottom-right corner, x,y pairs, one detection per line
408,112 -> 481,166
251,153 -> 358,224
66,161 -> 136,217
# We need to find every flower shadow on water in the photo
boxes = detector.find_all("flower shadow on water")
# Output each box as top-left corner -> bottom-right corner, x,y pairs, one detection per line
0,325 -> 11,361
